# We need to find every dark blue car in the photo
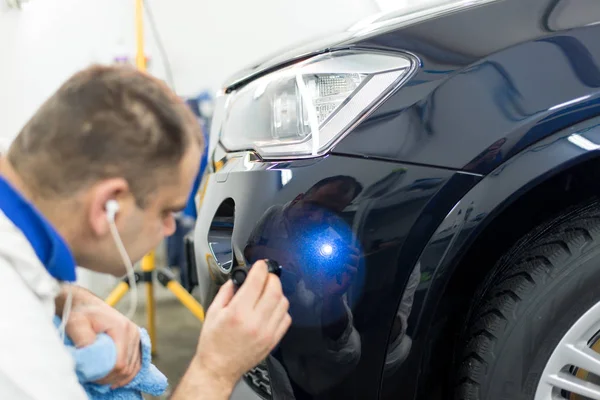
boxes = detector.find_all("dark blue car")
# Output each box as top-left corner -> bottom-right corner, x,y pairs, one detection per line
190,1 -> 600,398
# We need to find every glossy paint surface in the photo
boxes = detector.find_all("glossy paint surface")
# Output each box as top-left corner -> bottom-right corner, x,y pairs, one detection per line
221,0 -> 501,90
195,119 -> 600,399
333,0 -> 600,174
194,0 -> 600,398
380,116 -> 600,399
194,150 -> 479,399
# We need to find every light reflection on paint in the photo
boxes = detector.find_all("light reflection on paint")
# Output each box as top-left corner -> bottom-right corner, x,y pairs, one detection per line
244,176 -> 366,330
320,243 -> 334,257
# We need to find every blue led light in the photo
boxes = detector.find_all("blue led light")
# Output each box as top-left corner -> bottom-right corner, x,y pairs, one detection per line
320,243 -> 334,257
245,202 -> 366,329
287,208 -> 365,301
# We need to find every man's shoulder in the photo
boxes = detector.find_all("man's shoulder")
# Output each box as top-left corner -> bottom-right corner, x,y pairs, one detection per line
0,256 -> 55,319
0,210 -> 37,258
0,247 -> 88,400
262,203 -> 286,220
0,211 -> 61,303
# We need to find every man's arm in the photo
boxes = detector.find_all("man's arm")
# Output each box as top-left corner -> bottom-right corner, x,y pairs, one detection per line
55,284 -> 89,315
171,358 -> 234,400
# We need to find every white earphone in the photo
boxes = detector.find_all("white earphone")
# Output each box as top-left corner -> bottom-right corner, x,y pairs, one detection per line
105,199 -> 120,223
105,199 -> 138,320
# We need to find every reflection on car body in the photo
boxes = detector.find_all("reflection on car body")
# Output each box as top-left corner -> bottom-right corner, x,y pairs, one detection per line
244,176 -> 364,397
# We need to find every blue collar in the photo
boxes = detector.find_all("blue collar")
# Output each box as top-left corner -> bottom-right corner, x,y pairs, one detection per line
0,176 -> 76,282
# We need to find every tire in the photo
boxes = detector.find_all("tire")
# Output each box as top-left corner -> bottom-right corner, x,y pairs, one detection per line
454,199 -> 600,400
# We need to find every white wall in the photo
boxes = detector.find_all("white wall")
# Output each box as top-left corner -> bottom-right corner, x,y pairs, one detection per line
0,0 -> 383,144
374,0 -> 454,12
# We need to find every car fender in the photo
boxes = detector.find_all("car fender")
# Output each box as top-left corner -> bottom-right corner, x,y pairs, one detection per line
398,115 -> 600,395
334,23 -> 600,175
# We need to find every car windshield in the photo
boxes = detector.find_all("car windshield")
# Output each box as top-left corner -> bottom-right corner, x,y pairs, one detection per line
347,0 -> 500,36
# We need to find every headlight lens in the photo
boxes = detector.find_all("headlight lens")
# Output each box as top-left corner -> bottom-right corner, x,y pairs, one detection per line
219,50 -> 415,159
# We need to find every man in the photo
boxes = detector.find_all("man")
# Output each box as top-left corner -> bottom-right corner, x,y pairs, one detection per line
0,65 -> 291,399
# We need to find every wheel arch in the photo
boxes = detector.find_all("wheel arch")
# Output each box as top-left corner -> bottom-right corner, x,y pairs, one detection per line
411,115 -> 600,398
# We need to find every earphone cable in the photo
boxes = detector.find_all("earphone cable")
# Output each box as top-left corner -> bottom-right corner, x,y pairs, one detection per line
108,219 -> 138,320
58,284 -> 73,343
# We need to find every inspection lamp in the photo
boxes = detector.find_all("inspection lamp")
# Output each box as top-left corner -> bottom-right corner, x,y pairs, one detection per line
231,259 -> 283,288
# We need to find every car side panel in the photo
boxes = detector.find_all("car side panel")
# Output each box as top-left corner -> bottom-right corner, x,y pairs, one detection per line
193,151 -> 479,399
379,116 -> 600,399
334,19 -> 600,175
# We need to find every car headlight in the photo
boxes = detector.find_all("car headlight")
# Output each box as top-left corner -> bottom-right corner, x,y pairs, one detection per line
219,50 -> 416,159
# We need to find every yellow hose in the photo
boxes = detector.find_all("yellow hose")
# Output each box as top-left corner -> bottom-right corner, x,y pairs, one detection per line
135,0 -> 146,71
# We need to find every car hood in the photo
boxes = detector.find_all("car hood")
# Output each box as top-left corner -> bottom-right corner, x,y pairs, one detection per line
221,0 -> 500,90
221,29 -> 356,90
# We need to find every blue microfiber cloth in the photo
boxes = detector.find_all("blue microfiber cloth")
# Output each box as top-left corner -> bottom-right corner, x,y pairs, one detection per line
53,316 -> 168,399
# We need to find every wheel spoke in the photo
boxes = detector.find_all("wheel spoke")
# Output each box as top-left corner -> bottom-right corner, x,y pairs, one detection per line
563,343 -> 600,377
547,372 -> 600,399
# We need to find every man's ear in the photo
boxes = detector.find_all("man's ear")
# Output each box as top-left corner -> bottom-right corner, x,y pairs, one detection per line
87,178 -> 130,237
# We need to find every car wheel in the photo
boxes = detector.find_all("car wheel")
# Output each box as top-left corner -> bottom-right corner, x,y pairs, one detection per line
455,199 -> 600,400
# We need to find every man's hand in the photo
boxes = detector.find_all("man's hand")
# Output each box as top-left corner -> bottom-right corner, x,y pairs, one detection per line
324,245 -> 360,297
56,286 -> 142,388
173,260 -> 291,398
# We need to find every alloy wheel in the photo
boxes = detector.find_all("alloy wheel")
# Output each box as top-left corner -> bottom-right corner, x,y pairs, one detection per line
535,300 -> 600,399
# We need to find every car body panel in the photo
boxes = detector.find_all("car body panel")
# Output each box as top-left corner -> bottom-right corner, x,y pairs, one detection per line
222,0 -> 501,91
194,117 -> 600,398
194,149 -> 479,399
196,114 -> 600,398
334,26 -> 600,174
379,115 -> 600,399
332,1 -> 600,174
217,0 -> 600,176
194,0 -> 600,398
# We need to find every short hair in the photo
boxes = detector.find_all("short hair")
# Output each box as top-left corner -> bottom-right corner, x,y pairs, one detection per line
305,175 -> 363,201
7,64 -> 202,207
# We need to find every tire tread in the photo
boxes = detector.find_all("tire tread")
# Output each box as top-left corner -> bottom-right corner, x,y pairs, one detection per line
454,200 -> 600,400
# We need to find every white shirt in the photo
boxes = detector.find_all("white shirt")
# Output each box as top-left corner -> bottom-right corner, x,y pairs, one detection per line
0,210 -> 88,400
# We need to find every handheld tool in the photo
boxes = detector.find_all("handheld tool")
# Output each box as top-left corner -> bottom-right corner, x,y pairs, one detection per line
231,259 -> 282,288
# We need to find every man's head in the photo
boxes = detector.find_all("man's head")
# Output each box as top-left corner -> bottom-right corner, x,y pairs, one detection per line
302,176 -> 363,212
286,175 -> 363,224
291,175 -> 362,213
5,64 -> 202,276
